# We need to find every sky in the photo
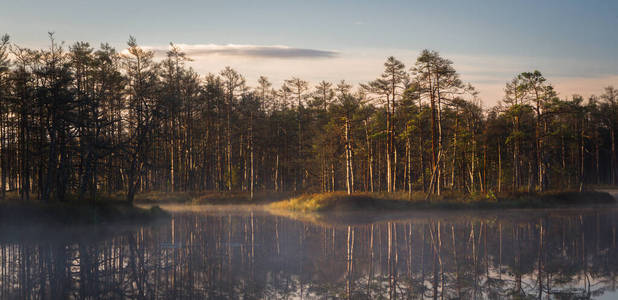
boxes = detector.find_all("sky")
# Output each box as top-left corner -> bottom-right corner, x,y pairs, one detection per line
2,0 -> 618,106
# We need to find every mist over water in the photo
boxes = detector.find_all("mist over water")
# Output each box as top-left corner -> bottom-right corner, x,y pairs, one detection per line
1,206 -> 617,299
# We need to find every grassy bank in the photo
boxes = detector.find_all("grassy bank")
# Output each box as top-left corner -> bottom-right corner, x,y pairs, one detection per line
0,197 -> 169,225
269,191 -> 616,212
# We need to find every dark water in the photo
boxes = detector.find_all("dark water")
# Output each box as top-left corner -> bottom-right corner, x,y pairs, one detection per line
1,206 -> 618,299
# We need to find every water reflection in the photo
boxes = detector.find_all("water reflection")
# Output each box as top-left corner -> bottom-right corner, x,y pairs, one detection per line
1,207 -> 617,299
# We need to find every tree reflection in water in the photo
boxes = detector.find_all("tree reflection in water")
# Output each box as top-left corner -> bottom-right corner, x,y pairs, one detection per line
1,208 -> 617,299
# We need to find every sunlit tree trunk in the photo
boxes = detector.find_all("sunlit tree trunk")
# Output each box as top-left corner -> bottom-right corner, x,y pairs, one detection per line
344,118 -> 354,195
365,120 -> 374,192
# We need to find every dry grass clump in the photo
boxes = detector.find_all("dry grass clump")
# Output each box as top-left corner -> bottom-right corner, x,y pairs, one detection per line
270,192 -> 417,212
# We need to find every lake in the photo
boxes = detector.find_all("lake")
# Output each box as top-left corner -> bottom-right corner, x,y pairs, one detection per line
1,205 -> 617,299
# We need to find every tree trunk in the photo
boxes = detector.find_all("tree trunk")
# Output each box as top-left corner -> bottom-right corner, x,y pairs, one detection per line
365,120 -> 374,193
170,119 -> 175,192
250,113 -> 254,200
345,118 -> 353,195
386,95 -> 392,193
580,119 -> 585,191
331,162 -> 336,192
274,153 -> 279,192
407,136 -> 412,199
498,143 -> 502,193
609,125 -> 616,185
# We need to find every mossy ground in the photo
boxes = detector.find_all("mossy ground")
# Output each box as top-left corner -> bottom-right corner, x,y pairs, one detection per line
269,190 -> 616,212
134,191 -> 291,205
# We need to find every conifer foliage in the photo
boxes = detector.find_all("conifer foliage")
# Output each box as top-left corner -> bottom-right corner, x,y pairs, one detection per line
0,34 -> 615,202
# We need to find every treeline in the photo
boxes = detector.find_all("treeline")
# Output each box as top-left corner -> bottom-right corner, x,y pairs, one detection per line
0,33 -> 617,202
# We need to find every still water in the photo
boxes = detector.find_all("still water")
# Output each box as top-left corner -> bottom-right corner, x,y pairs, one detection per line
1,205 -> 617,299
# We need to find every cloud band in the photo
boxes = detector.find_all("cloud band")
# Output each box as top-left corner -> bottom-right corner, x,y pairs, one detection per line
145,44 -> 338,59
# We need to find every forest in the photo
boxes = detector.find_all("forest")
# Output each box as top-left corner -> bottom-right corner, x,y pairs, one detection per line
1,33 -> 617,203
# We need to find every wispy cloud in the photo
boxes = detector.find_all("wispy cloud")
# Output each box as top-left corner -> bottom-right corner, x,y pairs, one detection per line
143,44 -> 339,59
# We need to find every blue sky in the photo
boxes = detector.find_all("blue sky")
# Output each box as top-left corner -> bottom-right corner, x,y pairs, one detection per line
2,0 -> 618,104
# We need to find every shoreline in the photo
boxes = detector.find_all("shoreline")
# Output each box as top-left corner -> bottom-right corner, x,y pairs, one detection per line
0,200 -> 169,226
2,189 -> 615,226
135,189 -> 618,212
